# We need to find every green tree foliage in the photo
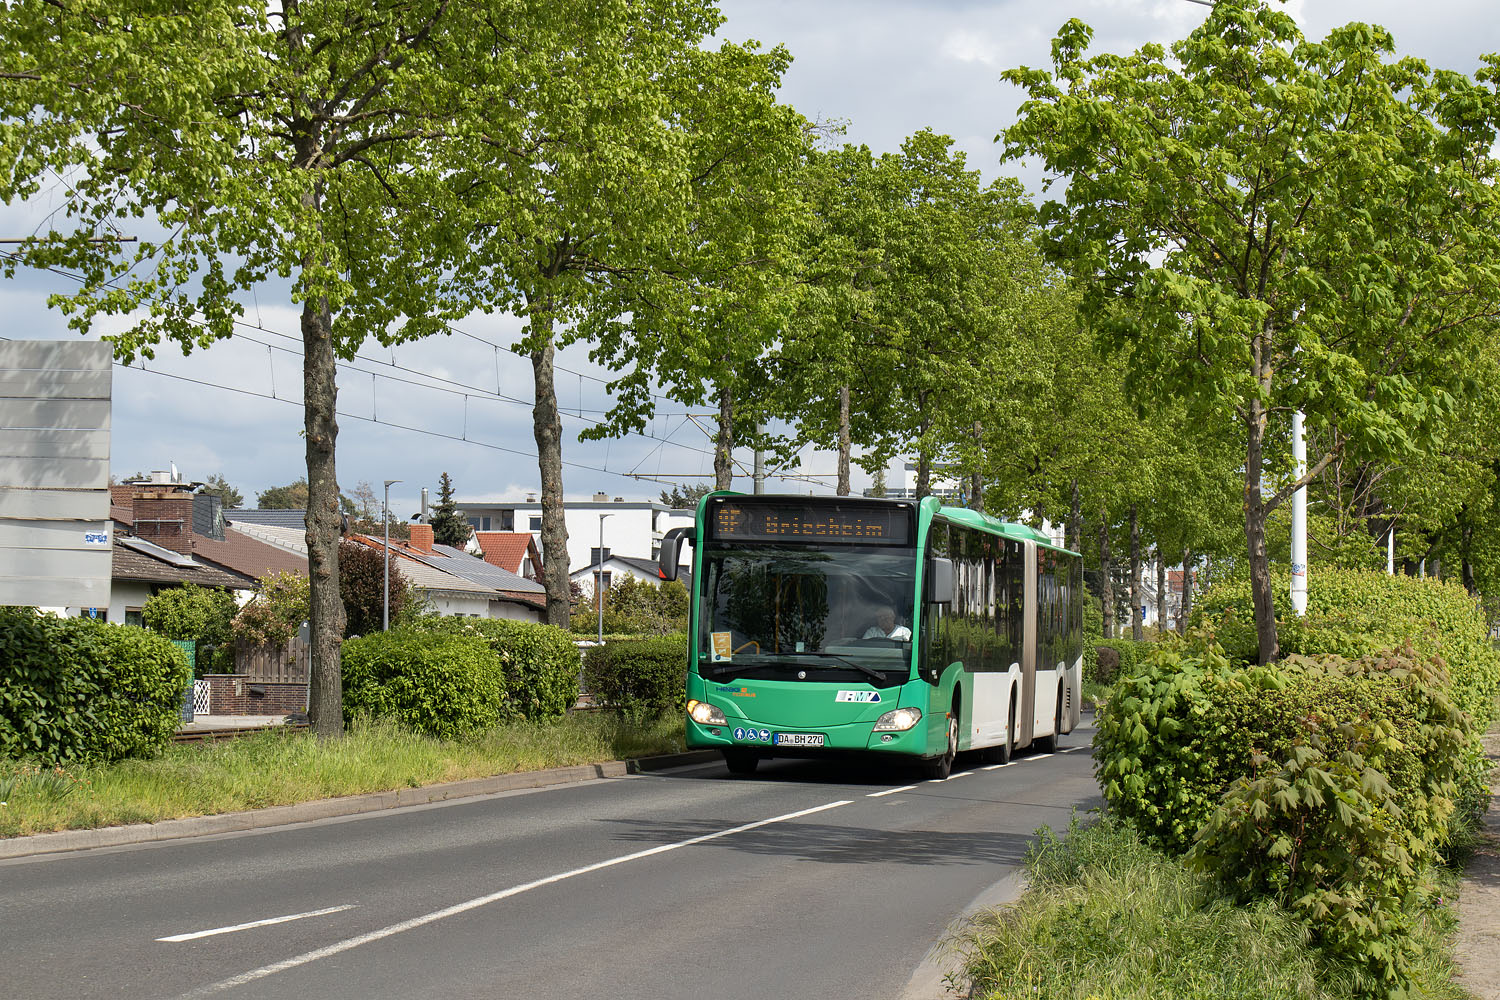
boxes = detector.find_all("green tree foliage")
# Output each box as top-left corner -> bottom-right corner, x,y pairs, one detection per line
338,540 -> 417,638
140,584 -> 236,674
1003,3 -> 1500,663
0,0 -> 649,736
200,474 -> 243,509
658,484 -> 713,509
0,608 -> 190,763
255,480 -> 309,511
570,576 -> 689,636
429,472 -> 470,548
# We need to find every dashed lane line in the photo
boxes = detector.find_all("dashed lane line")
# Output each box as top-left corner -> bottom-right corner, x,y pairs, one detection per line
159,906 -> 357,943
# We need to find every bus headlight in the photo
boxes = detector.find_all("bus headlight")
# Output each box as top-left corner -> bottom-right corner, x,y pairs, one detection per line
872,707 -> 922,732
687,700 -> 727,726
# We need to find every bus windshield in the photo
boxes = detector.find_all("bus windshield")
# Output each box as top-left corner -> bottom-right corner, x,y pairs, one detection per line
697,543 -> 917,680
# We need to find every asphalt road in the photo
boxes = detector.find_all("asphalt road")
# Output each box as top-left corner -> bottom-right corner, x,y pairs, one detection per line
1,728 -> 1101,1000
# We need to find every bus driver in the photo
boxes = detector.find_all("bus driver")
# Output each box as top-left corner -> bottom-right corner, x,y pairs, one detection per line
862,606 -> 911,641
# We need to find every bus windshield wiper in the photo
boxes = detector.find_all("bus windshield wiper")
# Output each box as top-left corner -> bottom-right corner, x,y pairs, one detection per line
788,651 -> 885,682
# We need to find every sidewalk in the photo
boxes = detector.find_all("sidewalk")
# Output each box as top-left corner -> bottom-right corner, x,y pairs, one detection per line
176,714 -> 293,734
1455,725 -> 1500,999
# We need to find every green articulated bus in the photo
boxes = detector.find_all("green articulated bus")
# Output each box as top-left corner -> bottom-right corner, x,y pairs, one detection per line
657,493 -> 1084,779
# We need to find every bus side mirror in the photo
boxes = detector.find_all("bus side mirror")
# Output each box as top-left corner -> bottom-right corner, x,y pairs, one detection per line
927,556 -> 954,604
658,527 -> 693,582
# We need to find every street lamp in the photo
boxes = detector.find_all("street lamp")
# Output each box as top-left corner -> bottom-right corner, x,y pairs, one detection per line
597,512 -> 613,646
383,479 -> 401,630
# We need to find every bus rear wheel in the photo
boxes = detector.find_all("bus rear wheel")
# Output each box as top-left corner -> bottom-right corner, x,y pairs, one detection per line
1033,685 -> 1063,754
723,749 -> 759,775
923,713 -> 958,780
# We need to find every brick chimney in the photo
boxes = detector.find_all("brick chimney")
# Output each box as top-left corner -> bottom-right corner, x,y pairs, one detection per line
408,523 -> 434,553
133,489 -> 196,554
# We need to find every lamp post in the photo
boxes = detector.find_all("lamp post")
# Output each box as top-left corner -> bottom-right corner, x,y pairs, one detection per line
597,512 -> 613,645
383,479 -> 401,630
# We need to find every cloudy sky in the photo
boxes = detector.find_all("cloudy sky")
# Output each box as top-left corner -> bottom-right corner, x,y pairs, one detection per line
4,1 -> 1495,519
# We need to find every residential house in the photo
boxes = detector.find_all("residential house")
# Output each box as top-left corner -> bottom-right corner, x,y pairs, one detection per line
472,531 -> 544,583
456,493 -> 694,575
571,553 -> 692,600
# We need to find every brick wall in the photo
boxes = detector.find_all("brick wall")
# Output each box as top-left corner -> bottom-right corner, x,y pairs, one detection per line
203,675 -> 307,715
133,494 -> 197,553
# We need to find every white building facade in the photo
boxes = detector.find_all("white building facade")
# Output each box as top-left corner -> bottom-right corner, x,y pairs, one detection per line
457,494 -> 694,573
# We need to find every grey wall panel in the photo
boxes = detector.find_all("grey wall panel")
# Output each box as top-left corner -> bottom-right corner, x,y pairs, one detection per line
0,428 -> 111,460
0,488 -> 111,520
0,546 -> 113,580
0,455 -> 109,490
0,519 -> 110,550
0,369 -> 112,399
0,340 -> 111,373
0,341 -> 113,608
0,398 -> 112,431
0,574 -> 111,608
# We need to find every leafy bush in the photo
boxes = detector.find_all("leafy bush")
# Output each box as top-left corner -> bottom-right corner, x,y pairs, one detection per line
1096,635 -> 1475,995
141,583 -> 236,674
231,570 -> 309,647
1191,568 -> 1499,729
340,630 -> 506,738
583,634 -> 687,720
0,608 -> 190,763
570,576 -> 689,636
407,617 -> 579,721
339,539 -> 423,637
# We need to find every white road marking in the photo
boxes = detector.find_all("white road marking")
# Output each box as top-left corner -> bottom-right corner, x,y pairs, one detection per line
980,763 -> 1008,771
181,799 -> 854,997
158,905 -> 357,943
1027,753 -> 1055,761
867,784 -> 918,797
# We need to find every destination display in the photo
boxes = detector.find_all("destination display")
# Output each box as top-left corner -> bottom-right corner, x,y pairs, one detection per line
707,500 -> 912,545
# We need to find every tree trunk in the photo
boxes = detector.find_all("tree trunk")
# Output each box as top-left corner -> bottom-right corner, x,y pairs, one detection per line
836,385 -> 851,496
530,321 -> 571,628
1129,505 -> 1142,641
1099,515 -> 1114,639
1180,548 -> 1194,635
715,385 -> 734,491
969,420 -> 983,511
1245,394 -> 1279,664
914,390 -> 931,499
1462,522 -> 1476,594
1067,479 -> 1081,553
1155,554 -> 1166,636
302,292 -> 346,737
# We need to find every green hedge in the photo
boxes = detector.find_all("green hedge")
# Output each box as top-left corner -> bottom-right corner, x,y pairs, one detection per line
583,634 -> 687,720
406,616 -> 579,721
1091,638 -> 1153,684
1191,568 -> 1500,729
0,608 -> 189,763
341,630 -> 506,738
1096,636 -> 1475,993
141,583 -> 236,674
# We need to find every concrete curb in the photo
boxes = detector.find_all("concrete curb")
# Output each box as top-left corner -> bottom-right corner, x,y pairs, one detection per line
1,753 -> 719,861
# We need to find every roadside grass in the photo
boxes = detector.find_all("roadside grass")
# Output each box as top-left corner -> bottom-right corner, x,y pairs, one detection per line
1080,679 -> 1111,711
958,814 -> 1471,1000
0,712 -> 685,839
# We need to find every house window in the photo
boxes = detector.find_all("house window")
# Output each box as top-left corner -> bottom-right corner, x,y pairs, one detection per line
125,608 -> 144,627
467,516 -> 491,532
529,516 -> 542,531
590,546 -> 611,566
501,510 -> 514,531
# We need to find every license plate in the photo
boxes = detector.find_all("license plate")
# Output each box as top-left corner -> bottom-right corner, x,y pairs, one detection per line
774,732 -> 825,748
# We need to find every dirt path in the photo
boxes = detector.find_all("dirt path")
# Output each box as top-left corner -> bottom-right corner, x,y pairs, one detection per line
1456,725 -> 1500,999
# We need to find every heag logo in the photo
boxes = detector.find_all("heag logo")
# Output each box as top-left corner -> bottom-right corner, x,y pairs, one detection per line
835,690 -> 881,703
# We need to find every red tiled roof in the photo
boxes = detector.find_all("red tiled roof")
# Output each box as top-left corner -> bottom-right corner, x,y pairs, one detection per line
193,527 -> 308,581
475,532 -> 535,574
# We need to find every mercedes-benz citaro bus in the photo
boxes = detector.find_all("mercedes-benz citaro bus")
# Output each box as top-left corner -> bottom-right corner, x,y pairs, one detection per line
657,493 -> 1084,779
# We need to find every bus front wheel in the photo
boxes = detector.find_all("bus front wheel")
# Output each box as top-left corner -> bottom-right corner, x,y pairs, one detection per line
923,712 -> 958,780
723,749 -> 759,775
